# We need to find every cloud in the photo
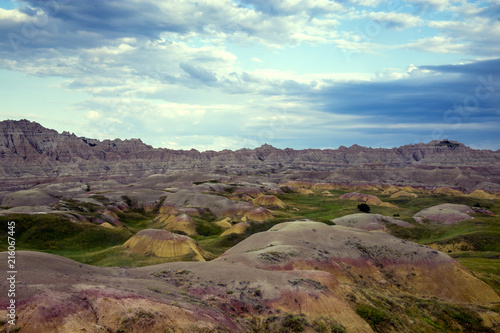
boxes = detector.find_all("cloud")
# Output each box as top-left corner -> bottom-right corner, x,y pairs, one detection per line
238,0 -> 344,16
0,0 -> 344,56
406,0 -> 453,11
426,18 -> 500,55
308,59 -> 500,134
366,11 -> 424,30
401,36 -> 469,53
0,7 -> 30,23
85,110 -> 100,120
180,62 -> 218,83
348,0 -> 382,7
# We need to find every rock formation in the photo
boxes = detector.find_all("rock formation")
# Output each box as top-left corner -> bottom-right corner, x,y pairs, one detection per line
390,190 -> 419,199
241,206 -> 273,222
218,221 -> 499,304
331,213 -> 413,231
252,195 -> 286,209
413,204 -> 476,224
123,229 -> 209,261
156,214 -> 197,236
339,192 -> 384,205
1,119 -> 500,192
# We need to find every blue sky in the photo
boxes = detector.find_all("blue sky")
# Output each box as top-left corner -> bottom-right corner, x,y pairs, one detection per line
0,0 -> 499,151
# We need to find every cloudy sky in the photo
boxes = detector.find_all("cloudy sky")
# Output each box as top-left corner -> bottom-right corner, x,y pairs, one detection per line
0,0 -> 499,151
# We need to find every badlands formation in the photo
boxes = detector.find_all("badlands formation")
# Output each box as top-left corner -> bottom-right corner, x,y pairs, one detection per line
0,119 -> 499,332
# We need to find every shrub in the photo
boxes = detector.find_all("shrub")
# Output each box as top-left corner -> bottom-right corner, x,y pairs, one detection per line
355,304 -> 390,331
281,314 -> 307,332
358,203 -> 371,213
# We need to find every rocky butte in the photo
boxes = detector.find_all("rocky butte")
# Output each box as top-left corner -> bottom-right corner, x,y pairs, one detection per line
1,119 -> 499,192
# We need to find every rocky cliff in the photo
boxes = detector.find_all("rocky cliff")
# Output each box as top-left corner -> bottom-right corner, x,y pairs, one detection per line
1,119 -> 499,191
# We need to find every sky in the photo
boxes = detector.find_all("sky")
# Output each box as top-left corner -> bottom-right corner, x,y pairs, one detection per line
0,0 -> 499,151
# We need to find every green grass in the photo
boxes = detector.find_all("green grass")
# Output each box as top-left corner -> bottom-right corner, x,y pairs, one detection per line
359,291 -> 494,333
355,304 -> 394,332
0,214 -> 132,253
116,211 -> 156,233
194,233 -> 245,256
276,192 -> 361,222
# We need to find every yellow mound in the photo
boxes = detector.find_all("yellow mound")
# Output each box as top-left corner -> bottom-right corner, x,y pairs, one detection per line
381,185 -> 401,195
312,183 -> 338,190
321,190 -> 333,197
469,190 -> 496,200
241,207 -> 273,222
355,184 -> 382,192
215,218 -> 233,229
156,214 -> 197,236
366,196 -> 384,205
280,181 -> 312,188
400,186 -> 418,193
390,191 -> 419,199
296,188 -> 314,195
340,192 -> 384,205
100,222 -> 115,229
253,195 -> 286,209
220,222 -> 250,237
433,187 -> 463,196
380,202 -> 398,208
123,229 -> 207,261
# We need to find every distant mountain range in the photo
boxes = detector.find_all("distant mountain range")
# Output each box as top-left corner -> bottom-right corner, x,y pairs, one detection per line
1,119 -> 499,191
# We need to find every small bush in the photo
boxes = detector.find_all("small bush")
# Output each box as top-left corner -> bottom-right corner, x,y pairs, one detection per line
312,317 -> 347,333
355,304 -> 391,331
358,203 -> 371,213
195,221 -> 223,236
281,314 -> 307,332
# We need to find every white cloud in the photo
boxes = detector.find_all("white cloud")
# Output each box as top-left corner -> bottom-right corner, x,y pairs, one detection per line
160,135 -> 258,151
406,0 -> 452,11
424,18 -> 500,55
86,110 -> 100,120
366,11 -> 424,30
402,36 -> 469,54
239,0 -> 344,16
0,8 -> 30,23
349,0 -> 382,7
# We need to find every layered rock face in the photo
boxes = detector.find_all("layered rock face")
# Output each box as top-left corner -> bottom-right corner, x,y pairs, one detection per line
123,229 -> 209,261
1,119 -> 500,191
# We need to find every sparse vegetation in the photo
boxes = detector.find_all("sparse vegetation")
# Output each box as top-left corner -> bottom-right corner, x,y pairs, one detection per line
281,313 -> 307,332
311,317 -> 346,333
0,214 -> 131,253
355,304 -> 392,331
